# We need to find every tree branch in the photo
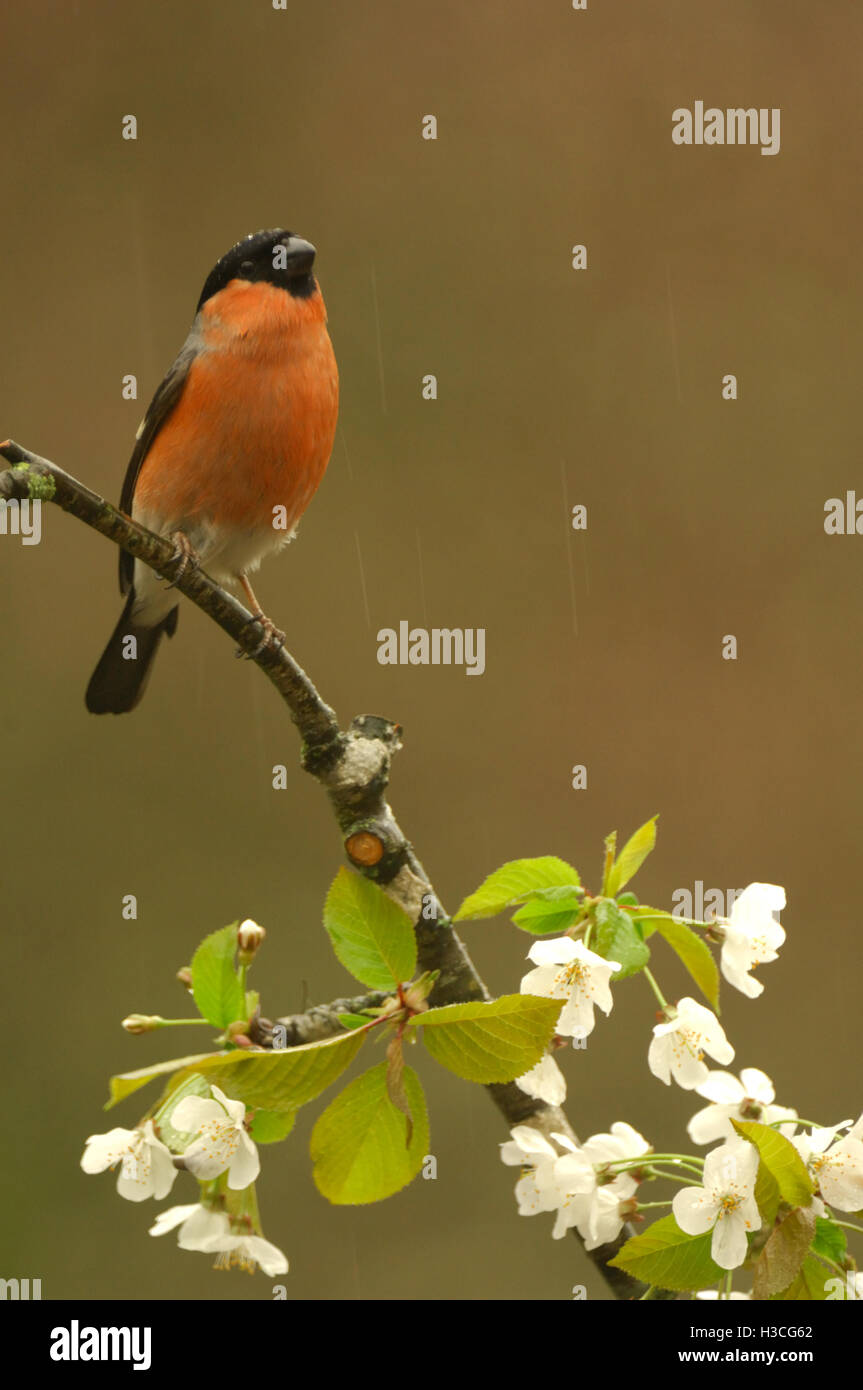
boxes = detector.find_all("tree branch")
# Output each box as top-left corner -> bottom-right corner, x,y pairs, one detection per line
1,438 -> 657,1299
251,991 -> 391,1047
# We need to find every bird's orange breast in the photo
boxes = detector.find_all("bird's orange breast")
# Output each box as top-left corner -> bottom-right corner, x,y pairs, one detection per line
134,279 -> 339,532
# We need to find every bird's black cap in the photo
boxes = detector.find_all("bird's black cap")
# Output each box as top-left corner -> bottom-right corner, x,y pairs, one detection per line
197,229 -> 317,310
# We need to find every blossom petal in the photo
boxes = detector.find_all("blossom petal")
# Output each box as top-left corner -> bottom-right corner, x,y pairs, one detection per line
227,1130 -> 261,1190
673,1187 -> 717,1236
711,1212 -> 749,1270
149,1203 -> 200,1237
527,937 -> 579,967
170,1095 -> 224,1133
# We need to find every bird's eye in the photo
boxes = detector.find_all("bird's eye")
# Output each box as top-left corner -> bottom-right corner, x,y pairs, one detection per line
240,260 -> 254,272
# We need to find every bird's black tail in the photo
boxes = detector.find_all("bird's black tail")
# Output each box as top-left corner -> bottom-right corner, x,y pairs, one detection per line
85,591 -> 179,714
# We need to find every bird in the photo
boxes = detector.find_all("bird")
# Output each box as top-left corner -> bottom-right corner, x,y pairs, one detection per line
85,228 -> 339,714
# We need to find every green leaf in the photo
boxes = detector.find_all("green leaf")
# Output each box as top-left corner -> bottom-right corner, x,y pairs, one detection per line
608,1215 -> 724,1292
409,993 -> 561,1083
601,832 -> 617,894
631,907 -> 676,939
337,1013 -> 373,1030
755,1156 -> 782,1228
511,885 -> 585,935
311,1061 -> 429,1204
732,1121 -> 814,1207
324,867 -> 417,990
249,1109 -> 297,1144
606,816 -> 658,898
168,1026 -> 367,1113
454,857 -> 581,921
771,1256 -> 833,1301
811,1218 -> 847,1265
591,898 -> 650,979
752,1207 -> 816,1299
651,916 -> 720,1012
190,922 -> 245,1029
106,1053 -> 216,1108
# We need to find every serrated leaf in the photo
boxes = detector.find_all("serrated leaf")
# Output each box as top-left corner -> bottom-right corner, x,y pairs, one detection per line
168,1026 -> 366,1113
752,1207 -> 816,1299
454,857 -> 581,921
651,916 -> 720,1012
608,1214 -> 724,1292
591,898 -> 650,979
190,922 -> 245,1029
771,1256 -> 833,1301
732,1121 -> 814,1207
311,1061 -> 429,1204
337,1013 -> 373,1030
811,1218 -> 847,1265
512,886 -> 585,935
409,993 -> 561,1082
324,867 -> 417,990
249,1109 -> 297,1144
606,816 -> 658,898
106,1053 -> 217,1109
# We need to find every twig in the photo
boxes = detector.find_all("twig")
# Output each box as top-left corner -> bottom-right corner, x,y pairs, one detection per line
250,992 -> 391,1047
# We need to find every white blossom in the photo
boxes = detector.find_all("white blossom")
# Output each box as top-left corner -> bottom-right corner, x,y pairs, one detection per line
649,998 -> 734,1090
80,1121 -> 177,1203
672,1139 -> 760,1270
515,1053 -> 567,1105
520,937 -> 621,1039
718,883 -> 786,999
688,1067 -> 797,1144
170,1084 -> 260,1190
791,1117 -> 863,1212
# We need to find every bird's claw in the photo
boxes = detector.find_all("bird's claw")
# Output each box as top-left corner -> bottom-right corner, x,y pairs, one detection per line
234,613 -> 286,660
166,531 -> 199,589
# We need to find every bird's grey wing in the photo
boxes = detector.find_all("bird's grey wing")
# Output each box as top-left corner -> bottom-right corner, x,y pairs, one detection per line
118,339 -> 198,594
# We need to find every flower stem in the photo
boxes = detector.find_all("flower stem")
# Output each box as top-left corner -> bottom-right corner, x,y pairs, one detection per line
832,1219 -> 863,1237
154,1017 -> 213,1027
642,967 -> 669,1010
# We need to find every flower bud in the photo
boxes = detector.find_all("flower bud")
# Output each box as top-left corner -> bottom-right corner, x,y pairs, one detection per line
237,919 -> 266,963
122,1014 -> 163,1034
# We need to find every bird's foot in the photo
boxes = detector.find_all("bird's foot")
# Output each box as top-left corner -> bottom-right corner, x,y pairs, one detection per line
166,531 -> 200,588
235,612 -> 286,660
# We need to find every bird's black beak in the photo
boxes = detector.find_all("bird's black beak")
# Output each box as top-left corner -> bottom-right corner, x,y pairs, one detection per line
280,235 -> 316,277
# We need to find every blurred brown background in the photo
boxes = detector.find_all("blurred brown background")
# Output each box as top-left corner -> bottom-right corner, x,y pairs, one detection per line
1,0 -> 860,1301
